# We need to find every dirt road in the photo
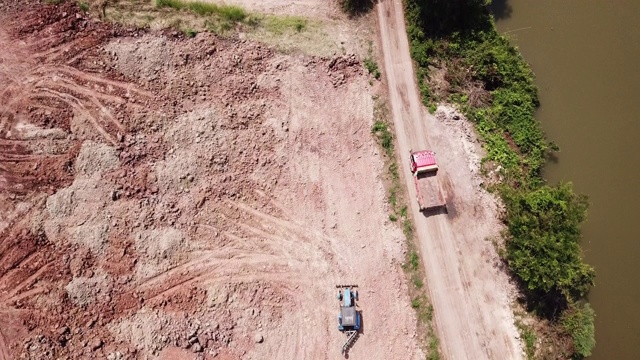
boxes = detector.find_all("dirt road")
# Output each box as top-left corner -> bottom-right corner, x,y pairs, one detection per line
377,0 -> 524,359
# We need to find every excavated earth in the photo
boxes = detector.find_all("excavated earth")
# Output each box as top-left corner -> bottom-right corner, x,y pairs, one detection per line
0,1 -> 420,359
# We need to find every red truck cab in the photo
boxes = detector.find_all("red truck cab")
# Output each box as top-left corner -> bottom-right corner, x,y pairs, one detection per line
410,150 -> 439,174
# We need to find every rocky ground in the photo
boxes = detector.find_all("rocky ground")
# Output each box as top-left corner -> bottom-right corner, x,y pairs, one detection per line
0,1 -> 420,359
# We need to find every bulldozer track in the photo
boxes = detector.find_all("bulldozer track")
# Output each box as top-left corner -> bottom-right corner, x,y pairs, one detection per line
0,327 -> 9,360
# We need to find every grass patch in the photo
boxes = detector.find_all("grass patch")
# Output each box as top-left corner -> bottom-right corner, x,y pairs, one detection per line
78,1 -> 89,12
389,213 -> 398,222
411,297 -> 421,309
364,57 -> 381,80
262,15 -> 307,34
408,251 -> 419,271
427,336 -> 440,360
388,187 -> 397,208
156,0 -> 247,21
515,320 -> 537,359
183,27 -> 197,38
363,42 -> 381,80
154,1 -> 311,38
402,217 -> 413,238
98,0 -> 318,48
372,120 -> 393,156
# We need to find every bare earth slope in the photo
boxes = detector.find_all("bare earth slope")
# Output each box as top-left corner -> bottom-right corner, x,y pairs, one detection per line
377,0 -> 524,359
0,1 -> 420,359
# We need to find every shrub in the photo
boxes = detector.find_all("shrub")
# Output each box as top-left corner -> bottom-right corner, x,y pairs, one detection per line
78,1 -> 89,12
183,28 -> 197,38
409,251 -> 419,271
372,120 -> 393,154
364,57 -> 381,80
561,302 -> 596,358
411,297 -> 421,309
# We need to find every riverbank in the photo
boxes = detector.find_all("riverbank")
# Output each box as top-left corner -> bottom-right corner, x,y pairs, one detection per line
403,0 -> 595,358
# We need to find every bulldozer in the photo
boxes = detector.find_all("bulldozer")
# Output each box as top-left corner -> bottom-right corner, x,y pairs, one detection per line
336,285 -> 361,354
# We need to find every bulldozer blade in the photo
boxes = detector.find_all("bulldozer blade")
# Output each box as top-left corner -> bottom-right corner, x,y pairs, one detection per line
335,284 -> 358,288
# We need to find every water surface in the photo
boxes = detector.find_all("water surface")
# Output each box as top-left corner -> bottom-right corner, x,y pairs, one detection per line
492,1 -> 640,358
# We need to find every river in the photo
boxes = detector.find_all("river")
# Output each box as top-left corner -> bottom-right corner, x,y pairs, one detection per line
491,0 -> 640,358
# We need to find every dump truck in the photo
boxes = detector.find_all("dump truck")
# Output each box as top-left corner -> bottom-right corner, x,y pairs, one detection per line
336,285 -> 360,353
409,150 -> 446,212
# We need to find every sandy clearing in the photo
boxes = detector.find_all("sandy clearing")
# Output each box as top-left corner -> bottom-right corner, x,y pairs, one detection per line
377,0 -> 524,359
0,1 -> 422,358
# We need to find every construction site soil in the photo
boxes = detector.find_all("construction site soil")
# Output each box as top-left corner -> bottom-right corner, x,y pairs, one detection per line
0,1 -> 420,359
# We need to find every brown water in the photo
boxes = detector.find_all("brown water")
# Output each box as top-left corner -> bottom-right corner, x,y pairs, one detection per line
491,0 -> 640,358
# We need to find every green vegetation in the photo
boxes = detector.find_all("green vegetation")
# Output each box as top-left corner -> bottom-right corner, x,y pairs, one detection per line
183,27 -> 197,38
99,0 -> 311,41
505,184 -> 594,301
515,320 -> 537,359
427,335 -> 440,360
409,251 -> 420,271
156,0 -> 247,21
403,0 -> 595,357
78,1 -> 89,12
154,0 -> 310,36
262,15 -> 307,34
364,54 -> 381,80
372,120 -> 393,156
364,57 -> 381,80
363,41 -> 382,80
561,302 -> 596,358
411,297 -> 421,309
153,0 -> 248,34
371,97 -> 441,359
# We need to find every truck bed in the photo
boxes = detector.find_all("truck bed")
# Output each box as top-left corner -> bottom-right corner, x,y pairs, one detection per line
414,171 -> 446,211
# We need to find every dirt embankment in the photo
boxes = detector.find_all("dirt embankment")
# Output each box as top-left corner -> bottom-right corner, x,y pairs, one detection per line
0,1 -> 420,359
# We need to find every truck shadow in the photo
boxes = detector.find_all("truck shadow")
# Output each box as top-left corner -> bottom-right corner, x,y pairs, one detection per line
421,206 -> 449,218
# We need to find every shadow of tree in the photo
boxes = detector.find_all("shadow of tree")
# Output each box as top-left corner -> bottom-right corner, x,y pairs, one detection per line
340,0 -> 375,18
489,0 -> 513,20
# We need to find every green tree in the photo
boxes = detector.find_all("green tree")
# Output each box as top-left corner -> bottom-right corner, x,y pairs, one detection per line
505,183 -> 595,301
